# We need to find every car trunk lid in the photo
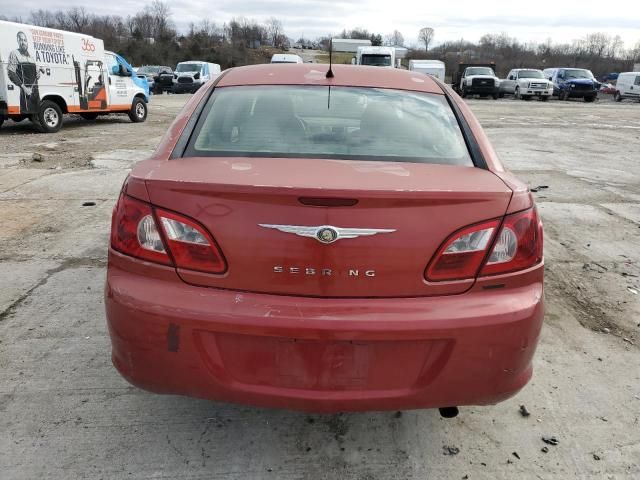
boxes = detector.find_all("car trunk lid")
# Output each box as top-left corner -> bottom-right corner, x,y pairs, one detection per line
142,157 -> 512,297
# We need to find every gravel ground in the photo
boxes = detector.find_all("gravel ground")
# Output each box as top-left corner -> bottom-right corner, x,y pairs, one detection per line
0,93 -> 638,479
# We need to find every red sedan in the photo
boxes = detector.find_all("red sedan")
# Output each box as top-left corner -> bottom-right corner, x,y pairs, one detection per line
105,64 -> 543,415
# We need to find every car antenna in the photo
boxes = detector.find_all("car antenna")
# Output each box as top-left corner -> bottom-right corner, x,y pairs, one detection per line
326,38 -> 334,78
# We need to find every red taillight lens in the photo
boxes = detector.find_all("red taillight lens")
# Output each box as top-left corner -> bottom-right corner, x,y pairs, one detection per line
110,193 -> 226,273
156,208 -> 227,274
425,207 -> 543,282
481,207 -> 543,276
426,220 -> 500,281
111,193 -> 172,265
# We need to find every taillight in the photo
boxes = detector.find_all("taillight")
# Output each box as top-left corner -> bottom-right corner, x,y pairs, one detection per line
110,193 -> 226,273
111,193 -> 172,265
425,207 -> 543,282
156,208 -> 226,273
426,220 -> 500,281
481,207 -> 543,276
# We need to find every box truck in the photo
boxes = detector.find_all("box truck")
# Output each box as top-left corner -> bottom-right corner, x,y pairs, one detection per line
353,46 -> 396,68
0,20 -> 150,133
408,60 -> 445,81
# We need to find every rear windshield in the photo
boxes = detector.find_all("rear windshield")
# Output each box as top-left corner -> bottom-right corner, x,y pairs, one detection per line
185,86 -> 473,166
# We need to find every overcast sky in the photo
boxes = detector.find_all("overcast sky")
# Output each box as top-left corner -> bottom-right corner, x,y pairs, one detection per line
6,0 -> 640,48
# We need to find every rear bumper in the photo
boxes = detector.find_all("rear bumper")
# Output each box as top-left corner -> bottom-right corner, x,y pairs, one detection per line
105,250 -> 544,412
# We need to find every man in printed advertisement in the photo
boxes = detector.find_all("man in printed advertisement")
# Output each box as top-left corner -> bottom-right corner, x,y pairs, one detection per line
7,31 -> 40,114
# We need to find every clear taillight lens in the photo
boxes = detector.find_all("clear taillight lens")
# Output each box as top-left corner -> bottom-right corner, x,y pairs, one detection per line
137,215 -> 166,253
486,227 -> 517,264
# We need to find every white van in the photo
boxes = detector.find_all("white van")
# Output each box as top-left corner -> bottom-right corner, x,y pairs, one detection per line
173,61 -> 221,93
270,54 -> 304,64
614,72 -> 640,102
0,20 -> 149,133
408,60 -> 445,81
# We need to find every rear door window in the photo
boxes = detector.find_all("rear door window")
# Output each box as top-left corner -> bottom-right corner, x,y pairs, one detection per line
635,75 -> 640,86
184,86 -> 473,166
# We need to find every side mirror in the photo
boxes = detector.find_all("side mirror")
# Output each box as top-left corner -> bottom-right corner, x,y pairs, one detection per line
351,58 -> 356,65
194,72 -> 200,80
508,75 -> 514,80
111,65 -> 119,75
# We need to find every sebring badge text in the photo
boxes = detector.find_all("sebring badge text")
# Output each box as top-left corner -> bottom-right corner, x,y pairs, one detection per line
273,266 -> 376,277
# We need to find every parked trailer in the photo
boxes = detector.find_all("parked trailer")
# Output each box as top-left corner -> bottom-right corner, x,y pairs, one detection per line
0,20 -> 149,132
409,60 -> 445,81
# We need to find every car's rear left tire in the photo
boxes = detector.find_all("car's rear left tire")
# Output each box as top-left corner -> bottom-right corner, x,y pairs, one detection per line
35,100 -> 63,133
129,98 -> 148,123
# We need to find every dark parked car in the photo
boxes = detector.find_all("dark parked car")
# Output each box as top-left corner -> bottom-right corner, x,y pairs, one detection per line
136,65 -> 174,94
543,68 -> 600,102
106,64 -> 544,414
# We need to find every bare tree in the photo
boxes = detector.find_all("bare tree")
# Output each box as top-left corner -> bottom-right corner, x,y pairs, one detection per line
266,17 -> 283,47
385,30 -> 404,46
418,27 -> 434,51
67,7 -> 90,32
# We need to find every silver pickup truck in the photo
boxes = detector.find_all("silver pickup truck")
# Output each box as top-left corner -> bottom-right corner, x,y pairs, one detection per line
499,69 -> 554,101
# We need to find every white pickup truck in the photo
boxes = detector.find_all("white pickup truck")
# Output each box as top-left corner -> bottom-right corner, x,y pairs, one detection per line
458,66 -> 500,99
499,69 -> 553,101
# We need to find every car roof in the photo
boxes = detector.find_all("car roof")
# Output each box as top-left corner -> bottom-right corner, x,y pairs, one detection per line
216,64 -> 444,94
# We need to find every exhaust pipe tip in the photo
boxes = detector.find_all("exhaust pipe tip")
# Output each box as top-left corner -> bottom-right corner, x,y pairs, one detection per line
439,407 -> 459,418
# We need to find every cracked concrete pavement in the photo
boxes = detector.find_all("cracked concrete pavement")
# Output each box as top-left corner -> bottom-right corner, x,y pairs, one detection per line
1,95 -> 638,479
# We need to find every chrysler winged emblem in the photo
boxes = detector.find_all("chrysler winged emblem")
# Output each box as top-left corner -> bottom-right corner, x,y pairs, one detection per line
258,224 -> 396,244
